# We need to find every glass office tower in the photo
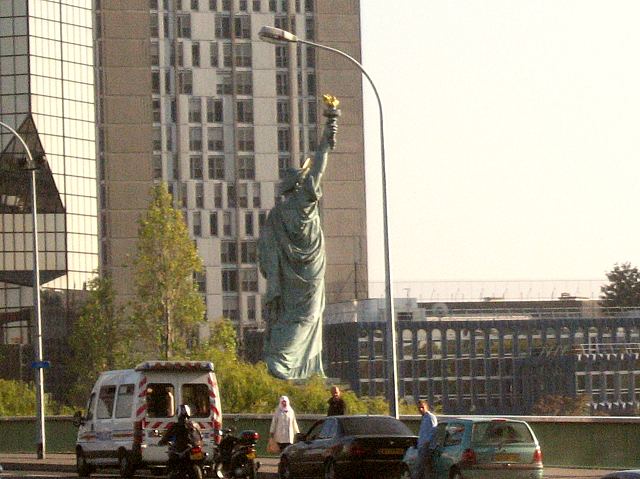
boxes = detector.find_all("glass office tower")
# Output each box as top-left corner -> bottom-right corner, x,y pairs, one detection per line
0,0 -> 98,394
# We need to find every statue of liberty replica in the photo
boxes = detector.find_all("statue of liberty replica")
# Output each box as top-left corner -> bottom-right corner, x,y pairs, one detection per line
258,95 -> 340,380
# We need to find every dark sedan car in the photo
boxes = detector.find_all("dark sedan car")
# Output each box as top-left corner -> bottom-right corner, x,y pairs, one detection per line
601,472 -> 640,479
278,415 -> 417,479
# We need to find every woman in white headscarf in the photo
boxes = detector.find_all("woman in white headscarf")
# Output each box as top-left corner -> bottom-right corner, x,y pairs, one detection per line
269,396 -> 300,451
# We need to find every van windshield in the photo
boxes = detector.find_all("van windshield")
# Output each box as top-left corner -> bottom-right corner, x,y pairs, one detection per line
182,383 -> 211,418
146,383 -> 175,418
471,421 -> 534,445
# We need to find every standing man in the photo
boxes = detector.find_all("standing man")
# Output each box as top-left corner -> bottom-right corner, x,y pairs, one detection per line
327,385 -> 346,416
413,400 -> 438,479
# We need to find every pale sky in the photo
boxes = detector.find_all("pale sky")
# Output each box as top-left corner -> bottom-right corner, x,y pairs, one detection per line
359,1 -> 640,297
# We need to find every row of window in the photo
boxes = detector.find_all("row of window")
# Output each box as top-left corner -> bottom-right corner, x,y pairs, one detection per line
188,156 -> 256,180
222,268 -> 258,292
149,0 -> 314,14
189,209 -> 265,238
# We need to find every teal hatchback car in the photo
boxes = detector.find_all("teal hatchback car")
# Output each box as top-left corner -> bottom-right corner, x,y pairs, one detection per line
401,417 -> 543,479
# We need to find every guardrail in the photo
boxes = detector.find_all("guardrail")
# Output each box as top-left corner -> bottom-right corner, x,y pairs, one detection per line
1,415 -> 638,469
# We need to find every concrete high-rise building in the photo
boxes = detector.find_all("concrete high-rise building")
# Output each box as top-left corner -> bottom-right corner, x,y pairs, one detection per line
98,0 -> 368,346
0,0 -> 98,393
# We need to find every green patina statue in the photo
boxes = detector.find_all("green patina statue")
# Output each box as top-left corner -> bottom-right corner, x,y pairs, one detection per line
258,95 -> 340,380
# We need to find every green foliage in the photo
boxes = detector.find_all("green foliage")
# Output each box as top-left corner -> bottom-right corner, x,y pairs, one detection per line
67,274 -> 132,404
601,262 -> 640,308
131,183 -> 206,359
531,394 -> 591,416
0,379 -> 73,416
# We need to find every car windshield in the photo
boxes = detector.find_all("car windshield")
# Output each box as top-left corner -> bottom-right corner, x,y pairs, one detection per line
471,421 -> 534,445
341,417 -> 413,436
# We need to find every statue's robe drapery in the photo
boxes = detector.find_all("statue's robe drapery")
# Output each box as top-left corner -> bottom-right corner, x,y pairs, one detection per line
258,172 -> 326,379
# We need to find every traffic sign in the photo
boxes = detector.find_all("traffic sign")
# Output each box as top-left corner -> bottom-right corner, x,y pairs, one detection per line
31,361 -> 50,369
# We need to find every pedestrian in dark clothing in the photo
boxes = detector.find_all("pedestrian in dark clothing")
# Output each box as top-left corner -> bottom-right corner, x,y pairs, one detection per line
327,386 -> 346,416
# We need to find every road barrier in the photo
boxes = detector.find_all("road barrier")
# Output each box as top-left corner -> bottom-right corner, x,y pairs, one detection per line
1,415 -> 638,469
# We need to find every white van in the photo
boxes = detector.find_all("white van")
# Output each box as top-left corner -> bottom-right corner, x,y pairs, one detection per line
74,360 -> 222,477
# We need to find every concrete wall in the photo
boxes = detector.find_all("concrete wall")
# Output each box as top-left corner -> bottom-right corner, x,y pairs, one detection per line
2,415 -> 639,468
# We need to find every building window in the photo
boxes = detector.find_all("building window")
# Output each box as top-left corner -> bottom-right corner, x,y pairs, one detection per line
307,72 -> 316,95
237,127 -> 254,151
278,155 -> 290,178
307,99 -> 317,123
222,0 -> 231,9
223,43 -> 232,67
307,128 -> 316,151
236,100 -> 253,123
238,183 -> 248,208
227,185 -> 236,207
277,100 -> 289,123
209,0 -> 217,10
244,213 -> 254,237
193,211 -> 202,236
221,241 -> 237,263
151,41 -> 160,65
153,155 -> 163,179
306,44 -> 315,67
217,72 -> 232,94
152,71 -> 161,93
215,15 -> 231,38
222,270 -> 238,292
276,72 -> 289,95
223,211 -> 233,235
304,0 -> 313,12
209,42 -> 219,67
223,296 -> 238,320
188,97 -> 201,122
195,182 -> 204,208
152,127 -> 162,151
238,156 -> 255,179
235,42 -> 252,67
305,17 -> 314,40
208,155 -> 225,179
269,0 -> 276,12
177,13 -> 191,38
274,14 -> 287,29
189,127 -> 202,151
191,0 -> 199,10
194,271 -> 206,293
152,97 -> 162,122
247,295 -> 256,320
214,184 -> 223,208
235,71 -> 253,95
252,182 -> 261,207
241,241 -> 257,262
275,45 -> 288,68
176,42 -> 184,66
252,0 -> 260,12
209,212 -> 218,236
239,0 -> 247,11
207,98 -> 223,122
234,16 -> 251,39
277,128 -> 290,152
178,69 -> 193,93
190,156 -> 203,179
150,13 -> 159,37
207,127 -> 224,150
192,42 -> 200,67
241,269 -> 258,292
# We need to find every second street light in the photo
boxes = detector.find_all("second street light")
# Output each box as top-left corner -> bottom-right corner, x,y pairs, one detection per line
259,26 -> 400,418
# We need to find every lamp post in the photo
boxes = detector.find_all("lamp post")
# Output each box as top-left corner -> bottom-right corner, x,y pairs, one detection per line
0,121 -> 46,458
259,26 -> 400,418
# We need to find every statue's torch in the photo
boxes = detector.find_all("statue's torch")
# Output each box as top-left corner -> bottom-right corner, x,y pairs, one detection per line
322,94 -> 341,150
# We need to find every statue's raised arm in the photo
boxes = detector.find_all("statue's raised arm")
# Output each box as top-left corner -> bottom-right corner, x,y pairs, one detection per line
304,94 -> 340,188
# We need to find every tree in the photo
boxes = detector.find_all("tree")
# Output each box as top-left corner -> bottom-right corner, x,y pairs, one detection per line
600,262 -> 640,308
68,274 -> 131,403
531,394 -> 591,416
131,183 -> 206,359
0,379 -> 72,415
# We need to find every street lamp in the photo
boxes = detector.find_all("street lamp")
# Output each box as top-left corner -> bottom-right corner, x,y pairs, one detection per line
0,121 -> 46,458
259,26 -> 400,418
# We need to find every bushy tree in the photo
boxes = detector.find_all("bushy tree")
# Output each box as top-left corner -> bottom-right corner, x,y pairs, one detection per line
131,183 -> 206,359
68,274 -> 132,403
601,262 -> 640,308
0,379 -> 72,416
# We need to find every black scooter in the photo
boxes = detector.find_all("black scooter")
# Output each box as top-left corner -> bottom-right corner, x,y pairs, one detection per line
212,427 -> 260,479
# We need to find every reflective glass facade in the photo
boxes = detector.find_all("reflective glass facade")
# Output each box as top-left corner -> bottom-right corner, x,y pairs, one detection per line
0,0 -> 97,388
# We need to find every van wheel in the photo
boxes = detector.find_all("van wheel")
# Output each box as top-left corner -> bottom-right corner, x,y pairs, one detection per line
118,449 -> 135,478
76,448 -> 91,477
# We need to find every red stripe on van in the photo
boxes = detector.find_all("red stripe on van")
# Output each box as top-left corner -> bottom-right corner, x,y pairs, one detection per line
136,404 -> 147,417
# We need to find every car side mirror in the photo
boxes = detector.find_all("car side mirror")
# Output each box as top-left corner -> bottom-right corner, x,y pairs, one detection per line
72,410 -> 85,427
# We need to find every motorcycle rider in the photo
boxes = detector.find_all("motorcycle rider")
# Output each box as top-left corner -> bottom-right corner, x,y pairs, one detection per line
159,404 -> 203,452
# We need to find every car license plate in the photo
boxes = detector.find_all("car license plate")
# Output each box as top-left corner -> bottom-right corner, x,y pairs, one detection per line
190,452 -> 204,460
494,453 -> 520,462
246,451 -> 256,459
378,448 -> 405,455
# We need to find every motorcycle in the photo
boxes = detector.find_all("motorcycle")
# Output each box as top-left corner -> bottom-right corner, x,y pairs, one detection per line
213,427 -> 260,479
166,440 -> 209,479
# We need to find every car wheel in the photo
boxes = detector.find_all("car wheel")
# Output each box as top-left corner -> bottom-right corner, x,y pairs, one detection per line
323,460 -> 339,479
118,449 -> 135,478
76,448 -> 92,477
278,456 -> 294,479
